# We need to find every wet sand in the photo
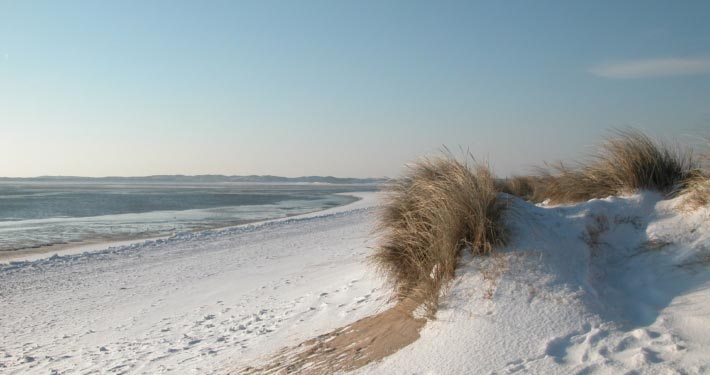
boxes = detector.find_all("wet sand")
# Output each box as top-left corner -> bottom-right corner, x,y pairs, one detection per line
0,236 -> 165,263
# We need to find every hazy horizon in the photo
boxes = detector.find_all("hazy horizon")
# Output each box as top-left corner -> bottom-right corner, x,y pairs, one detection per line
0,174 -> 387,180
2,1 -> 709,178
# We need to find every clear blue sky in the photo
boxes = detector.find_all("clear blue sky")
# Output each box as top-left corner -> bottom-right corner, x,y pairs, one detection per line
1,1 -> 709,178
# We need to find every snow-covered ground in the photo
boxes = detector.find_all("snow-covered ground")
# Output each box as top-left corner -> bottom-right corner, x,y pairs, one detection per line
357,192 -> 710,375
2,190 -> 709,375
0,192 -> 390,374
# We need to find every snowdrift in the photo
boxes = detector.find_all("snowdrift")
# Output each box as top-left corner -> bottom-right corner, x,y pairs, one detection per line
356,192 -> 710,374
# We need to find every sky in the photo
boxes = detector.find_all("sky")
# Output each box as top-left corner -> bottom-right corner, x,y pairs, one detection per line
1,1 -> 709,178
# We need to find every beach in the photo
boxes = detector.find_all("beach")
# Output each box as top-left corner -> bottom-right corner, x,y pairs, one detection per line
4,2 -> 709,374
0,192 -> 388,374
3,189 -> 710,374
0,181 -> 371,263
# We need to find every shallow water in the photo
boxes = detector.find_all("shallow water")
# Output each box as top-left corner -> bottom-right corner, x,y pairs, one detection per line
0,182 -> 376,253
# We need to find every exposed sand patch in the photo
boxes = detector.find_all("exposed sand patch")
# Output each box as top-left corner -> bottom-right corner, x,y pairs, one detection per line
236,298 -> 425,374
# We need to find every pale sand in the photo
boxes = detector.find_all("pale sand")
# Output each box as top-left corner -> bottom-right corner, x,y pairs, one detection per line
237,298 -> 425,375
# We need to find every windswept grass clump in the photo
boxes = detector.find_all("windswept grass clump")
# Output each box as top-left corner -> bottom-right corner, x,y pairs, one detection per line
535,129 -> 696,204
373,129 -> 701,315
497,175 -> 546,202
679,144 -> 710,211
373,155 -> 507,314
680,172 -> 710,210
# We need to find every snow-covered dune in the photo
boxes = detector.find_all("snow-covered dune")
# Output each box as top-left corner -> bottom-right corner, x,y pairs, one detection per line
0,193 -> 390,374
356,193 -> 710,374
2,191 -> 709,375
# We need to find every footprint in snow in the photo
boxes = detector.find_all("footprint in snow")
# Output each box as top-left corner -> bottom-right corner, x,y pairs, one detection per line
545,324 -> 684,371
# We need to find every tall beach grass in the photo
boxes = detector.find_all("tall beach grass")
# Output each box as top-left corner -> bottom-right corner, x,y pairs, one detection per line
373,155 -> 507,315
679,142 -> 710,211
375,129 -> 706,316
500,129 -> 697,204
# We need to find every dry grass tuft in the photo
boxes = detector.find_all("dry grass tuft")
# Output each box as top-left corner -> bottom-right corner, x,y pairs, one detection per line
373,154 -> 507,315
679,142 -> 710,211
497,175 -> 542,202
535,129 -> 696,204
496,176 -> 536,200
680,172 -> 710,210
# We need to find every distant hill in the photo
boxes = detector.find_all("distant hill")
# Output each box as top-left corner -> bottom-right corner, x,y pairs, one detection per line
0,175 -> 387,185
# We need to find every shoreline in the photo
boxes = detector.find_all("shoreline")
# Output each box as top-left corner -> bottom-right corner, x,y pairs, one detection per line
0,237 -> 169,263
0,192 -> 368,264
1,190 -> 385,375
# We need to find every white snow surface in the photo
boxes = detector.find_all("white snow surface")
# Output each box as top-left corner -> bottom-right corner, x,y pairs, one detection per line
1,192 -> 390,374
356,192 -> 710,375
2,190 -> 710,375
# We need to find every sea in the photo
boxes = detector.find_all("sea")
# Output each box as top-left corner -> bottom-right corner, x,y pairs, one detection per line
0,181 -> 378,255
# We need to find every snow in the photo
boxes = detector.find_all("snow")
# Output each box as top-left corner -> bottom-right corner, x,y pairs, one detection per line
0,192 -> 390,374
2,190 -> 710,375
355,192 -> 710,375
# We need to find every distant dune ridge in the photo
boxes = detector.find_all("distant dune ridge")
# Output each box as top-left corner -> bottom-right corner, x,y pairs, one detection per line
0,175 -> 387,184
